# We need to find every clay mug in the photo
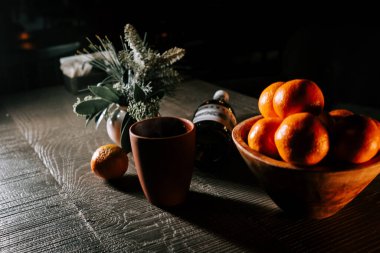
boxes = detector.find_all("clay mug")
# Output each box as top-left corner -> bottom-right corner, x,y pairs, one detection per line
129,116 -> 196,207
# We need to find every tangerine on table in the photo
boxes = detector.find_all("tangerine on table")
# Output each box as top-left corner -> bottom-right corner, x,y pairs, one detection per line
91,144 -> 129,179
376,119 -> 380,153
258,81 -> 284,118
329,109 -> 354,122
273,79 -> 324,119
274,112 -> 329,166
332,114 -> 379,164
247,117 -> 282,159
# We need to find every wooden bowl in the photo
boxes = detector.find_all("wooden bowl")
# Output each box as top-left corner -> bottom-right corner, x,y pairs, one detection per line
232,115 -> 380,219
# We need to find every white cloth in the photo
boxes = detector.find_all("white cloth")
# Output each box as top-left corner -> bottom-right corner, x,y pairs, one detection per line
59,54 -> 93,78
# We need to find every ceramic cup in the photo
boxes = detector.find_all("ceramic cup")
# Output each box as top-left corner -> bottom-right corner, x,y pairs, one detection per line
129,116 -> 196,207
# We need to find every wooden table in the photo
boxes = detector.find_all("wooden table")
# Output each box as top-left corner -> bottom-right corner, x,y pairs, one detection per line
1,79 -> 380,252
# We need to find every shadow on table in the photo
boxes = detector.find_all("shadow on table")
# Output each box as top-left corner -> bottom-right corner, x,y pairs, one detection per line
165,191 -> 287,253
103,169 -> 380,252
106,174 -> 144,197
194,146 -> 262,189
104,166 -> 287,251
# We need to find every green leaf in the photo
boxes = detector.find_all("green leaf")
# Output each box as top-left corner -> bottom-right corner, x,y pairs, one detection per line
148,89 -> 165,99
134,84 -> 146,102
101,75 -> 116,85
74,99 -> 110,116
120,113 -> 136,153
85,112 -> 97,127
88,86 -> 120,103
95,108 -> 107,129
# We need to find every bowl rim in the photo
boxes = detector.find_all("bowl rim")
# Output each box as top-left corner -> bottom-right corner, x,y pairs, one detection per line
232,114 -> 380,173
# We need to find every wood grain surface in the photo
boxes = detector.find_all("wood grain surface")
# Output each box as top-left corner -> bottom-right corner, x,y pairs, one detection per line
1,79 -> 380,252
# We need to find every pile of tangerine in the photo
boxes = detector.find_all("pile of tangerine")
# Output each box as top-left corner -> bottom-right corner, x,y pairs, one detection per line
248,79 -> 380,166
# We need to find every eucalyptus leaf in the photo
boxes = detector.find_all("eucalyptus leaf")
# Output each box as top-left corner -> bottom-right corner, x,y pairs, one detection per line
120,113 -> 136,153
95,108 -> 107,129
101,75 -> 116,85
74,99 -> 110,116
85,111 -> 98,127
134,84 -> 146,102
85,115 -> 91,127
88,86 -> 120,103
85,118 -> 91,127
122,72 -> 129,85
148,89 -> 165,99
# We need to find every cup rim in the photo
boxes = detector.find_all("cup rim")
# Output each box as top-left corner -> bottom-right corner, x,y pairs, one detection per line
129,116 -> 195,140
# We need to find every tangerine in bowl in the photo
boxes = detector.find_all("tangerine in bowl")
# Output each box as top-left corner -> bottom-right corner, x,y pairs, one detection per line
232,115 -> 380,219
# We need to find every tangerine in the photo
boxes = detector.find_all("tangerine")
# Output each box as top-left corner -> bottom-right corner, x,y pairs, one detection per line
332,115 -> 379,164
273,79 -> 324,118
329,109 -> 354,122
258,81 -> 284,118
375,120 -> 380,152
274,112 -> 329,166
91,144 -> 129,179
376,119 -> 380,153
247,117 -> 282,159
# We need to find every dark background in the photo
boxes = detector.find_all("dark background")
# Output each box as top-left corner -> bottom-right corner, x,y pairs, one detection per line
1,1 -> 380,108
